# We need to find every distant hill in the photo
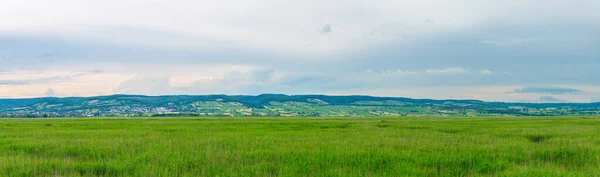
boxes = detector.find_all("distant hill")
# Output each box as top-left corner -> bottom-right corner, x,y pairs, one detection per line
1,94 -> 599,117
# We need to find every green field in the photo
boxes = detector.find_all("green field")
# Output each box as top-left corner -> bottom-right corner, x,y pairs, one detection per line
1,117 -> 599,176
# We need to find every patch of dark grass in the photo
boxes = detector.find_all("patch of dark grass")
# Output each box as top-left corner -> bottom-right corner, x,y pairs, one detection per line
284,123 -> 321,131
437,129 -> 462,134
155,128 -> 181,133
494,133 -> 515,138
422,153 -> 509,176
532,147 -> 594,168
400,126 -> 430,130
45,123 -> 52,126
74,162 -> 128,176
337,123 -> 350,129
525,134 -> 554,143
377,124 -> 390,128
258,162 -> 279,176
8,143 -> 51,155
576,121 -> 600,125
320,123 -> 350,129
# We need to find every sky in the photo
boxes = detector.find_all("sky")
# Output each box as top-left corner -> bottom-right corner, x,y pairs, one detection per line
1,0 -> 599,102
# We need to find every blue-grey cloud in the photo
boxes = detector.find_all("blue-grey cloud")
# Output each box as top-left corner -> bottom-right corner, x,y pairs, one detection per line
0,75 -> 79,86
512,87 -> 582,95
0,71 -> 100,85
344,23 -> 600,87
0,30 -> 278,69
0,80 -> 29,85
538,96 -> 566,103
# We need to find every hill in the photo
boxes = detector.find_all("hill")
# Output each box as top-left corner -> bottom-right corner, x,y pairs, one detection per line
1,94 -> 599,117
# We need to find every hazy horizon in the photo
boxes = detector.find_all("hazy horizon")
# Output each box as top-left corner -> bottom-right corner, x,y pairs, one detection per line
1,0 -> 599,103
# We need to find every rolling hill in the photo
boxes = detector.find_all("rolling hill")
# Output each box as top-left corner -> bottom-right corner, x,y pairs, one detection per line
1,94 -> 599,117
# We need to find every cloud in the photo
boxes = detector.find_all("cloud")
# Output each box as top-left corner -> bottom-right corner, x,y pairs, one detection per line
1,0 -> 599,101
481,69 -> 493,75
512,87 -> 582,95
0,71 -> 100,85
111,68 -> 280,95
87,69 -> 105,74
319,24 -> 332,34
425,67 -> 467,74
538,96 -> 565,103
0,80 -> 30,85
111,68 -> 364,96
0,0 -> 483,54
479,38 -> 531,46
365,69 -> 418,76
45,88 -> 56,97
112,76 -> 178,95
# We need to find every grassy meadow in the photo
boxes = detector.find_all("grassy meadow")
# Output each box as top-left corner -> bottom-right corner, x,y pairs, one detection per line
1,116 -> 599,176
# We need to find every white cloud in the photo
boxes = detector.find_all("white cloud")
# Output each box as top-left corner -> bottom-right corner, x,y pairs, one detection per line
366,69 -> 418,76
0,0 -> 482,54
109,67 -> 284,96
44,88 -> 56,97
479,38 -> 532,46
425,67 -> 467,74
113,76 -> 177,96
1,0 -> 599,101
1,0 -> 593,55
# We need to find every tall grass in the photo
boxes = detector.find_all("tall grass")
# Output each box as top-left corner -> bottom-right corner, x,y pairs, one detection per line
1,117 -> 599,176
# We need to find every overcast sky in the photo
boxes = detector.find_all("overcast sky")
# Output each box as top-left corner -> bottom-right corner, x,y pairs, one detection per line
1,0 -> 599,102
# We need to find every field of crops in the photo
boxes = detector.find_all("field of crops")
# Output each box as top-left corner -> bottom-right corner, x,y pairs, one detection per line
1,117 -> 599,176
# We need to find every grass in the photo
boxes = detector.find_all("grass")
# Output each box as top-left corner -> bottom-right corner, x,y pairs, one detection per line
1,116 -> 599,176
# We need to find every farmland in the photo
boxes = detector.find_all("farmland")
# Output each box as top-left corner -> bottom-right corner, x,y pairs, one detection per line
1,116 -> 599,176
3,94 -> 600,118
